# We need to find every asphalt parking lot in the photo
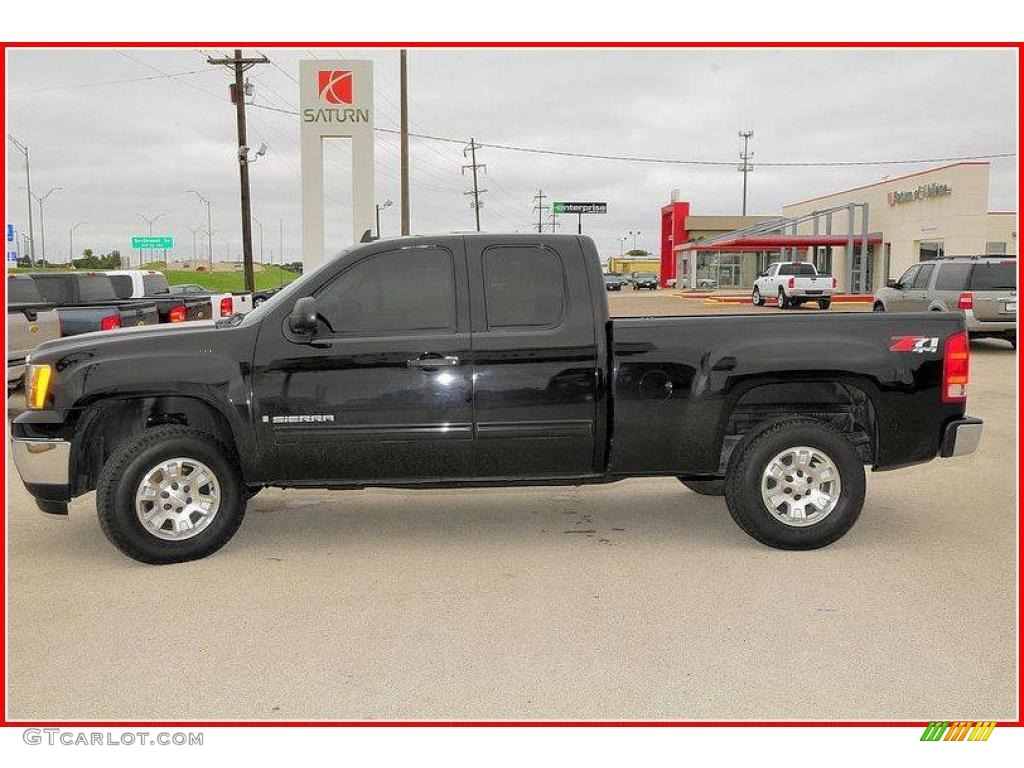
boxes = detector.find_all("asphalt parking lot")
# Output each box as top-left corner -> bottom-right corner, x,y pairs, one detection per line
6,290 -> 1017,720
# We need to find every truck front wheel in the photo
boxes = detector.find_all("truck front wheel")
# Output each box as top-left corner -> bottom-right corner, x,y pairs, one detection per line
724,418 -> 865,550
96,425 -> 247,564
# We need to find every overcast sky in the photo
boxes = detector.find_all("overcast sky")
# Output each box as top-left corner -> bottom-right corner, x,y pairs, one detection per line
5,47 -> 1018,265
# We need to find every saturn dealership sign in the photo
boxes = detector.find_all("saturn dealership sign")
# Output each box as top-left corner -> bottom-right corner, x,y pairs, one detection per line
887,182 -> 953,206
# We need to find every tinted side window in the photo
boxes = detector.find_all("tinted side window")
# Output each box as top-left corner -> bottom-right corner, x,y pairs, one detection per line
482,245 -> 565,328
970,261 -> 1016,291
143,273 -> 170,295
912,264 -> 935,289
78,275 -> 117,302
897,265 -> 920,287
316,247 -> 456,335
8,277 -> 42,304
109,275 -> 134,299
934,263 -> 973,291
31,276 -> 71,305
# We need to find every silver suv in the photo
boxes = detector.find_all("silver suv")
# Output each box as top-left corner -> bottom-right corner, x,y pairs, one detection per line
873,256 -> 1017,348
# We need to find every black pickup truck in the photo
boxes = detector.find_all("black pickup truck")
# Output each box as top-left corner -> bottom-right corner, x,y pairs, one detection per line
27,272 -> 159,335
12,234 -> 982,564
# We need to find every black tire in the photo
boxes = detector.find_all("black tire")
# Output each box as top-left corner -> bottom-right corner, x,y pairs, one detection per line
777,288 -> 790,309
679,478 -> 725,496
791,299 -> 803,307
818,299 -> 831,310
724,418 -> 865,550
872,302 -> 885,312
1006,334 -> 1016,350
752,287 -> 763,306
96,425 -> 246,564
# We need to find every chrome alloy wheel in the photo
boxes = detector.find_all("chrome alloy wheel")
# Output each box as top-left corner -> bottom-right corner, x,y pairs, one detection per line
760,446 -> 841,527
135,457 -> 221,540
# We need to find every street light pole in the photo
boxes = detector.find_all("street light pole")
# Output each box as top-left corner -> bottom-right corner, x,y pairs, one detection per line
7,135 -> 35,263
375,199 -> 393,238
254,217 -> 264,266
188,190 -> 214,270
26,186 -> 62,263
186,225 -> 203,268
136,212 -> 166,267
69,221 -> 87,263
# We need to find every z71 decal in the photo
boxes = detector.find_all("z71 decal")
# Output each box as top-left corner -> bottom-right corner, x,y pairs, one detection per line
889,336 -> 939,354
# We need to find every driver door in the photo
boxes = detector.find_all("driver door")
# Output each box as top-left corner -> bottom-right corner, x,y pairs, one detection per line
250,239 -> 473,483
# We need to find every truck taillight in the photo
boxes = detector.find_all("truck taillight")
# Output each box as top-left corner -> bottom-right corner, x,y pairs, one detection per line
957,292 -> 973,311
100,314 -> 121,331
832,276 -> 838,289
787,277 -> 795,289
169,305 -> 187,323
942,330 -> 970,404
220,296 -> 233,317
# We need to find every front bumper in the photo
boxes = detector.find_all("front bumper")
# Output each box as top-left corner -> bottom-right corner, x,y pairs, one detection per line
940,417 -> 983,458
11,437 -> 71,502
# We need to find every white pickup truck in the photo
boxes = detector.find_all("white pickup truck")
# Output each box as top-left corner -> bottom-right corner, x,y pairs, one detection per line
752,262 -> 836,310
105,271 -> 252,320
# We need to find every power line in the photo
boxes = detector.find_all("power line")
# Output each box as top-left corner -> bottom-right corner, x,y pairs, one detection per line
9,67 -> 220,94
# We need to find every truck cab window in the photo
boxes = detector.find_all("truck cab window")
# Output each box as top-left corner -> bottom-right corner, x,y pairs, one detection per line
315,247 -> 456,335
482,245 -> 565,328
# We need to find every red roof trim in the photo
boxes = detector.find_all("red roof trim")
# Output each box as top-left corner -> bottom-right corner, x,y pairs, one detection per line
783,162 -> 989,209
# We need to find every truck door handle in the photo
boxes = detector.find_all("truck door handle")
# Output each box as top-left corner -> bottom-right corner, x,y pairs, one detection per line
407,355 -> 460,369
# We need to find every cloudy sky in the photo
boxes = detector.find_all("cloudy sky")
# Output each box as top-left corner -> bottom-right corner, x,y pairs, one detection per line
5,47 -> 1018,265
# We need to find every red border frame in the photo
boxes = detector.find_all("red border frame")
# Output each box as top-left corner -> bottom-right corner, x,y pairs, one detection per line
1,40 -> 1021,730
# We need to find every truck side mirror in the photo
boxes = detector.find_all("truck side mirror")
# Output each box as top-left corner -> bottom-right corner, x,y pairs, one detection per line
886,279 -> 899,289
288,296 -> 318,335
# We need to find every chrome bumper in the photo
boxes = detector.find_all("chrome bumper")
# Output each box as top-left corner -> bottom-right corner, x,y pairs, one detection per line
940,418 -> 983,458
11,437 -> 71,486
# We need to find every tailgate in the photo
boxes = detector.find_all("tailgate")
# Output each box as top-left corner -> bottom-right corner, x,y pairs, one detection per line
121,304 -> 160,327
972,290 -> 1017,322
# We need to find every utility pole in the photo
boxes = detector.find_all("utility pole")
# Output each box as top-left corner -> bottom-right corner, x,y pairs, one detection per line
188,190 -> 214,270
399,49 -> 411,236
7,135 -> 35,263
278,218 -> 285,287
462,138 -> 487,232
738,129 -> 754,216
208,49 -> 269,294
547,212 -> 561,234
532,189 -> 548,234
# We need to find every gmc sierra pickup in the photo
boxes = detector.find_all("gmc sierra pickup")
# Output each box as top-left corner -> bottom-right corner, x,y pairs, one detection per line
11,234 -> 983,564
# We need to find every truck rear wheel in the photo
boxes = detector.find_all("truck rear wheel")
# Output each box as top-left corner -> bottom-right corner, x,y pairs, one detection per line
724,418 -> 865,550
679,478 -> 725,496
818,299 -> 831,310
777,288 -> 789,309
96,425 -> 247,564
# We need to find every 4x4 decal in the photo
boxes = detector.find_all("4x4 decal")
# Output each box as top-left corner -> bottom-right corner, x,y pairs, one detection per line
889,335 -> 939,354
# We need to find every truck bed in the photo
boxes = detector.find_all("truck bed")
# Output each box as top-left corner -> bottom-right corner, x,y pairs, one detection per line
608,311 -> 967,474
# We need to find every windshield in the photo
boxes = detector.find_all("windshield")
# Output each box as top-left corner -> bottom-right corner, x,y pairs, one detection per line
239,250 -> 351,326
635,273 -> 655,279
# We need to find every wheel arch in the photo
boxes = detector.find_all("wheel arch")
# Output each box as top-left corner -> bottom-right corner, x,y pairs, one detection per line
713,379 -> 879,476
70,394 -> 252,497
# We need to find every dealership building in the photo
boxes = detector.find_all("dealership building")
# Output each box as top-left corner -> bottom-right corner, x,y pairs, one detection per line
661,162 -> 1016,292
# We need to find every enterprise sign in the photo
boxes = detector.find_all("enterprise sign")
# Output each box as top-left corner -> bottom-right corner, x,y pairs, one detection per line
887,183 -> 952,206
553,201 -> 607,215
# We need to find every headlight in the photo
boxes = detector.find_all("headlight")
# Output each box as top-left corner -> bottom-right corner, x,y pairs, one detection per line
26,364 -> 54,410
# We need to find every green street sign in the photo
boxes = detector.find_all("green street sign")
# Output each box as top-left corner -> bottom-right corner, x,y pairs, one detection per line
553,201 -> 607,215
132,236 -> 174,250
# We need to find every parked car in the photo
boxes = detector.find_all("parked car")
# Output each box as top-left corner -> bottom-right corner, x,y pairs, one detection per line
7,275 -> 61,390
632,272 -> 659,290
753,262 -> 836,309
11,234 -> 982,564
168,282 -> 254,318
28,272 -> 159,336
105,270 -> 209,323
604,273 -> 624,291
872,256 -> 1016,348
252,287 -> 281,307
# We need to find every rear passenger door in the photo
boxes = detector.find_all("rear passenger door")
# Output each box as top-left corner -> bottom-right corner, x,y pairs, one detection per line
466,237 -> 601,478
903,263 -> 935,311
